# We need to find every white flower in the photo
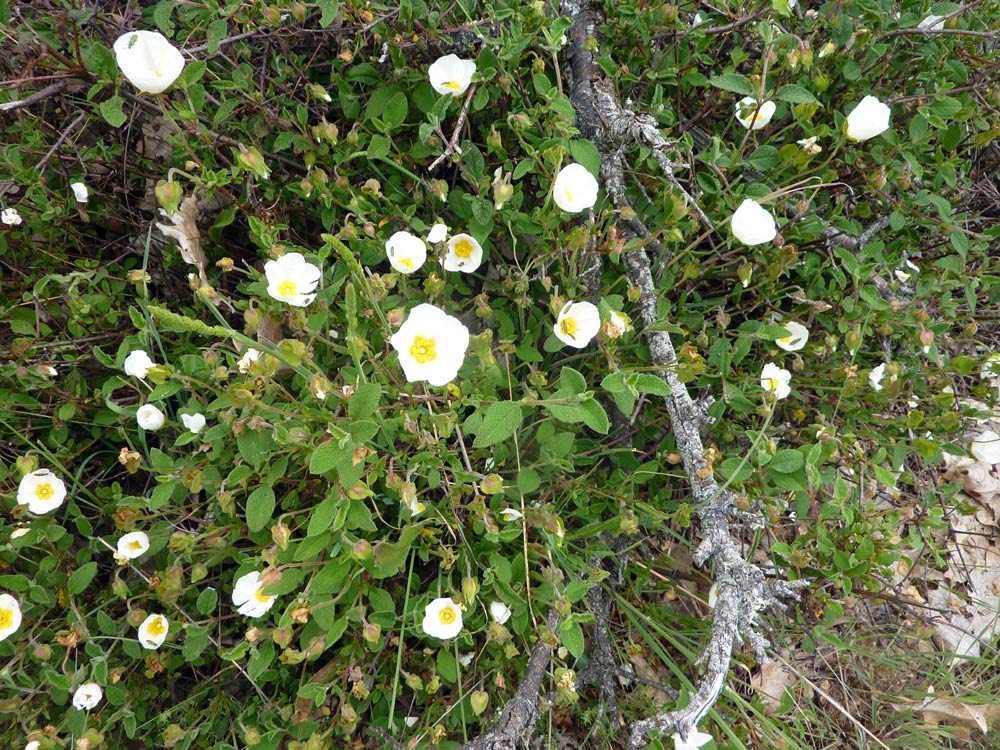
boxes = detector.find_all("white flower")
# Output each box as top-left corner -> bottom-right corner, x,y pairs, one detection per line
971,430 -> 1000,464
982,353 -> 1000,379
422,596 -> 463,639
428,54 -> 476,96
232,571 -> 276,618
775,321 -> 809,352
760,362 -> 792,399
0,593 -> 22,642
1,208 -> 22,226
17,469 -> 67,514
116,531 -> 150,560
554,301 -> 601,349
39,365 -> 58,377
386,231 -> 427,274
489,601 -> 512,625
404,716 -> 420,728
797,136 -> 822,155
735,96 -> 776,130
237,348 -> 262,373
25,741 -> 40,750
181,412 -> 206,434
123,349 -> 155,378
707,583 -> 719,609
500,507 -> 523,521
731,199 -> 777,245
869,362 -> 886,391
10,528 -> 30,540
457,651 -> 474,667
552,163 -> 599,213
70,181 -> 89,203
692,12 -> 705,26
443,233 -> 484,273
427,223 -> 448,244
137,613 -> 169,649
72,682 -> 102,711
894,259 -> 919,282
390,304 -> 470,386
136,404 -> 166,431
845,96 -> 891,142
672,727 -> 714,750
264,252 -> 321,307
917,14 -> 945,30
113,30 -> 185,94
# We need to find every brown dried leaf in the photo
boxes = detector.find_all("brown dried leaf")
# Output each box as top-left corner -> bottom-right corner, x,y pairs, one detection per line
750,660 -> 796,714
155,195 -> 208,285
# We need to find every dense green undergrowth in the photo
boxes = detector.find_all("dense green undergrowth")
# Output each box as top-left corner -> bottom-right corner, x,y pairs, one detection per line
2,0 -> 1000,748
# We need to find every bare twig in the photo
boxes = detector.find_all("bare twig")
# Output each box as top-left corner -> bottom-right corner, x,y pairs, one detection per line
428,84 -> 477,172
0,81 -> 68,112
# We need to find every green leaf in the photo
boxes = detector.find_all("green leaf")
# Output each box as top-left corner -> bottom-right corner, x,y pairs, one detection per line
245,485 -> 276,533
382,91 -> 409,131
196,587 -> 218,615
206,19 -> 228,55
775,84 -> 818,104
99,96 -> 127,128
372,525 -> 419,579
309,442 -> 350,474
473,401 -> 524,448
768,449 -> 804,474
182,625 -> 210,661
578,398 -> 610,434
317,0 -> 340,26
633,373 -> 671,396
709,73 -> 754,96
560,619 -> 585,658
67,562 -> 98,595
307,493 -> 342,537
559,366 -> 587,395
569,139 -> 601,178
367,134 -> 391,159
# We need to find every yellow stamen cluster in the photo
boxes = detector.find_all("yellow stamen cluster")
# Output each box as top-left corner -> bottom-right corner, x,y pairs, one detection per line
410,336 -> 437,364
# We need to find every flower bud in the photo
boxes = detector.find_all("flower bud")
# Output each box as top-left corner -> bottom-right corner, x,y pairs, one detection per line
271,523 -> 291,550
350,540 -> 373,561
362,621 -> 381,643
308,83 -> 332,103
737,259 -> 753,288
155,179 -> 183,215
235,145 -> 270,180
462,576 -> 479,604
845,328 -> 862,354
291,2 -> 307,21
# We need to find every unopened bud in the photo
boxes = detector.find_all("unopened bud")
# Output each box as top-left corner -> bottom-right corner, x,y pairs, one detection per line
737,259 -> 753,288
155,180 -> 183,215
235,145 -> 270,180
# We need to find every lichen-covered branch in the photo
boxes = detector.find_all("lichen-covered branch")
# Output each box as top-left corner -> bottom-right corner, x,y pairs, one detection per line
456,609 -> 560,750
560,1 -> 806,747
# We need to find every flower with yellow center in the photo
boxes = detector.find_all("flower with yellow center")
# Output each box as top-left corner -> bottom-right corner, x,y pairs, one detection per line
264,252 -> 321,307
0,593 -> 23,642
137,613 -> 169,649
553,301 -> 601,349
386,231 -> 427,274
774,321 -> 809,352
232,570 -> 277,618
443,233 -> 484,273
390,303 -> 470,386
428,54 -> 477,96
116,531 -> 150,560
760,362 -> 792,400
113,30 -> 185,94
552,163 -> 599,213
17,468 -> 67,515
422,596 -> 463,639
